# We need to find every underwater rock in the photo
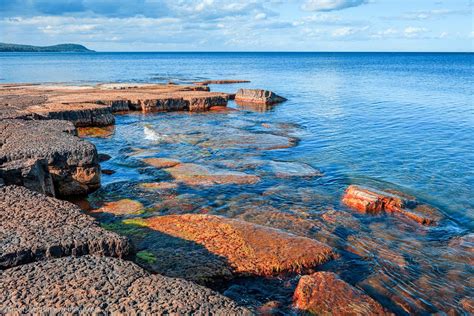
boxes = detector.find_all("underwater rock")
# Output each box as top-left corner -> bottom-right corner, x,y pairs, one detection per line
93,199 -> 144,216
137,214 -> 335,276
143,157 -> 181,169
0,119 -> 100,196
165,163 -> 260,186
293,272 -> 389,315
0,186 -> 130,269
235,89 -> 287,105
140,182 -> 178,190
77,126 -> 115,138
0,255 -> 251,314
342,185 -> 442,225
267,161 -> 322,178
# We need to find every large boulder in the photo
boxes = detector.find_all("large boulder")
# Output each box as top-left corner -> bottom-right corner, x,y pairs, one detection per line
0,119 -> 100,196
235,89 -> 287,105
0,255 -> 251,314
342,185 -> 442,225
293,272 -> 390,315
0,185 -> 130,269
130,214 -> 335,276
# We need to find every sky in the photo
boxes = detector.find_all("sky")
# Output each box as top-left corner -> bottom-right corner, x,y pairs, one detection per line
0,0 -> 472,52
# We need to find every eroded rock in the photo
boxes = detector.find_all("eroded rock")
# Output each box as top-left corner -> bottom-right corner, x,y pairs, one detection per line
134,214 -> 335,276
235,89 -> 287,105
0,186 -> 130,269
342,185 -> 442,225
0,255 -> 250,314
0,119 -> 100,196
293,272 -> 389,315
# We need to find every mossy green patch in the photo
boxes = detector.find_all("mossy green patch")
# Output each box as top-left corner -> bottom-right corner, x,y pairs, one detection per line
136,250 -> 157,264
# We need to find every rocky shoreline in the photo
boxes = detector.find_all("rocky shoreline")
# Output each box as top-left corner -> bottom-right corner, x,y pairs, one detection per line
1,82 -> 470,314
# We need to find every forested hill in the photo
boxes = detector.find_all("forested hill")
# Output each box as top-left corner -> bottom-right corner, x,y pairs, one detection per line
0,43 -> 95,52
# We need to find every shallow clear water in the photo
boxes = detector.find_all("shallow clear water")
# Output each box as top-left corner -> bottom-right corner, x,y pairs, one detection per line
2,52 -> 473,314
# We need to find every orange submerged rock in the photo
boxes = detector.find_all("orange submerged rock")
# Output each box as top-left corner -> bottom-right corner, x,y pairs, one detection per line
342,185 -> 442,225
143,157 -> 181,169
139,214 -> 335,276
294,272 -> 390,315
93,199 -> 144,215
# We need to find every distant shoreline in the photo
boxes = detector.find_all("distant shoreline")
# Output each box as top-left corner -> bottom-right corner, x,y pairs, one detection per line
0,43 -> 94,53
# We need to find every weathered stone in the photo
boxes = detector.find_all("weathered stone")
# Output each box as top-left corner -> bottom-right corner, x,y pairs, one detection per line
0,158 -> 55,196
0,255 -> 251,314
93,199 -> 144,216
0,186 -> 130,269
77,125 -> 115,138
134,214 -> 335,276
267,161 -> 323,178
293,272 -> 389,315
342,185 -> 442,225
28,102 -> 115,127
165,163 -> 260,186
235,89 -> 287,105
140,181 -> 178,190
143,157 -> 181,169
0,119 -> 100,196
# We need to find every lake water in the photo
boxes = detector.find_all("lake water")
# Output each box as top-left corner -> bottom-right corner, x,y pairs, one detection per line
1,52 -> 473,314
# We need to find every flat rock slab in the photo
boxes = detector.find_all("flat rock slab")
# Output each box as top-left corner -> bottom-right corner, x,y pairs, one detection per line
293,272 -> 390,315
0,83 -> 234,127
267,161 -> 323,178
235,89 -> 287,105
132,214 -> 335,276
0,186 -> 130,269
342,185 -> 443,225
0,255 -> 250,314
0,119 -> 100,196
165,163 -> 260,186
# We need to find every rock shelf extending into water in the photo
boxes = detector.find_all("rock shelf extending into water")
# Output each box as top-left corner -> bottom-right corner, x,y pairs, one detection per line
0,186 -> 130,269
0,255 -> 251,314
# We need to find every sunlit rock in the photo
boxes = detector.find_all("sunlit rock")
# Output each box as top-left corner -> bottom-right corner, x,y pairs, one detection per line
342,185 -> 442,225
235,89 -> 287,105
293,272 -> 389,315
143,157 -> 181,169
93,199 -> 144,216
135,214 -> 335,276
165,163 -> 260,186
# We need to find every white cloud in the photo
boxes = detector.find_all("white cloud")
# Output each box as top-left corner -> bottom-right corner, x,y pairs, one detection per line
400,9 -> 470,20
302,0 -> 369,12
403,26 -> 428,38
331,25 -> 369,38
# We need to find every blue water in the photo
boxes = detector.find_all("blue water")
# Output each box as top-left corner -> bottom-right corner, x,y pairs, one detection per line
1,52 -> 473,314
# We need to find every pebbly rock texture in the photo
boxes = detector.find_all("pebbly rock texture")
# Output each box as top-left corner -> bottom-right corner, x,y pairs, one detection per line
0,119 -> 100,196
0,255 -> 251,315
0,186 -> 130,269
28,102 -> 115,127
235,89 -> 287,105
294,272 -> 390,315
134,214 -> 335,276
342,185 -> 442,225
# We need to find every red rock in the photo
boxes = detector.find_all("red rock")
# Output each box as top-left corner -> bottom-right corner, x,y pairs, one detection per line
143,157 -> 181,169
294,272 -> 390,315
235,89 -> 287,105
209,106 -> 237,113
93,199 -> 144,216
194,80 -> 250,85
342,185 -> 442,225
137,214 -> 335,276
164,163 -> 260,186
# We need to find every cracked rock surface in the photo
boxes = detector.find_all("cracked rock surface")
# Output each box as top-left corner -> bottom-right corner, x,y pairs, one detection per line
0,255 -> 251,315
0,186 -> 130,269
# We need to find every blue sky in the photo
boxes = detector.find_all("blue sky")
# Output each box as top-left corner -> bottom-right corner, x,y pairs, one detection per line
1,0 -> 472,51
